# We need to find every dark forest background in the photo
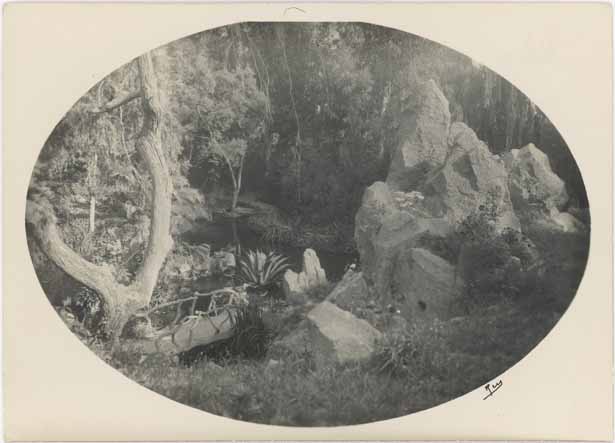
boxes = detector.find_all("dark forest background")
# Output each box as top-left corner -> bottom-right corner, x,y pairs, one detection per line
34,23 -> 586,241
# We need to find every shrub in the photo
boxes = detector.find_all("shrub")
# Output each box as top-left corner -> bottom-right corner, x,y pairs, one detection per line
370,332 -> 419,377
449,191 -> 522,304
458,237 -> 514,300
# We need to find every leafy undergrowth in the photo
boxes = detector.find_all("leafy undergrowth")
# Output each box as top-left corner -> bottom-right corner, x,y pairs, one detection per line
111,293 -> 565,427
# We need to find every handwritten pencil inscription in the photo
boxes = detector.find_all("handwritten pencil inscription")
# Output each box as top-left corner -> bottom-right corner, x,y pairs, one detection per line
483,380 -> 503,400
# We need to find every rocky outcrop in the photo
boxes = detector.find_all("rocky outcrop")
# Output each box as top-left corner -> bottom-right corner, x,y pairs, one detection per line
387,79 -> 451,191
268,301 -> 382,367
355,80 -> 588,324
355,82 -> 523,319
503,143 -> 585,233
282,249 -> 328,304
307,301 -> 382,363
354,181 -> 450,298
421,122 -> 519,231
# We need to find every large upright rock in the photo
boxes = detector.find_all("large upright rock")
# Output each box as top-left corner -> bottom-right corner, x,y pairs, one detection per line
327,270 -> 370,311
282,248 -> 328,303
354,181 -> 450,298
421,122 -> 519,231
387,79 -> 451,191
503,143 -> 584,233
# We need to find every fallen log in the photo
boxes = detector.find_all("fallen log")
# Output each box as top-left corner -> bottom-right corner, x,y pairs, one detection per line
119,310 -> 236,355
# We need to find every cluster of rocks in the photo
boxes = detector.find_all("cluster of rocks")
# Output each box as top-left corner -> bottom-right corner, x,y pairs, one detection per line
268,79 -> 587,367
192,77 -> 590,371
174,248 -> 235,280
355,79 -> 587,324
270,265 -> 399,368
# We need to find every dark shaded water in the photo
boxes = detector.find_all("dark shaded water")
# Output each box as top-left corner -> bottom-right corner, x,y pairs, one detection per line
183,218 -> 356,284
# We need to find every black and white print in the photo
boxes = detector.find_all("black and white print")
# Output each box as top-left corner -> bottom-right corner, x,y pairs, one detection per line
26,22 -> 590,426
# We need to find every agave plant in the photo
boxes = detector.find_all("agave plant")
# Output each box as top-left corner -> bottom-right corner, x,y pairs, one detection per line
237,249 -> 290,291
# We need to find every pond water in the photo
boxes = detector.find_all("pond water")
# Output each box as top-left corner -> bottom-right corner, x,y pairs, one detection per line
183,217 -> 356,285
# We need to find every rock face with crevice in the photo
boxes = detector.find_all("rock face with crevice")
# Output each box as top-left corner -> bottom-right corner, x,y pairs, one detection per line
355,180 -> 452,300
392,248 -> 461,321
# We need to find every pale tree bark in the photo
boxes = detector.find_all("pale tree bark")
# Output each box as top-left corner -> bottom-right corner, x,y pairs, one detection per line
231,156 -> 244,211
221,151 -> 245,212
275,24 -> 302,203
88,152 -> 97,233
26,52 -> 173,350
89,196 -> 96,233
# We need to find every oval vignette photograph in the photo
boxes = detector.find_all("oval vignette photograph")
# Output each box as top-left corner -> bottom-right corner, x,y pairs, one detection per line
26,22 -> 590,427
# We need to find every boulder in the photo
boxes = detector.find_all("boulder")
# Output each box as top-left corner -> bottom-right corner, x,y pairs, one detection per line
551,209 -> 587,233
307,302 -> 382,363
503,143 -> 569,210
354,181 -> 450,299
387,79 -> 451,191
327,270 -> 370,311
391,248 -> 461,321
503,143 -> 584,233
269,301 -> 382,367
282,249 -> 328,303
354,182 -> 398,287
421,122 -> 520,231
323,270 -> 416,336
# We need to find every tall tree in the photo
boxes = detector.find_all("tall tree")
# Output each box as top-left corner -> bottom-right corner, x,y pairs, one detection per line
185,28 -> 267,210
26,52 -> 173,349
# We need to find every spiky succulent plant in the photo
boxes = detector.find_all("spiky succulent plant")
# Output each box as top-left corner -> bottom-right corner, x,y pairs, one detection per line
237,249 -> 290,291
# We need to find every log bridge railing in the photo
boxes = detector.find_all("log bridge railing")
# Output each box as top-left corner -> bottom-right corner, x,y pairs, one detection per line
131,287 -> 249,354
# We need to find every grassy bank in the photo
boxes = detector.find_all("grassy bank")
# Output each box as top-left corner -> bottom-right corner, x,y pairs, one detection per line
109,294 -> 562,426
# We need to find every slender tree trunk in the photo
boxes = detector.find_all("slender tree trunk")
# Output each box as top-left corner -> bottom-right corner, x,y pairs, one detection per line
231,219 -> 240,256
230,156 -> 244,212
89,196 -> 96,233
87,152 -> 98,233
275,24 -> 302,203
26,52 -> 173,351
231,187 -> 239,212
